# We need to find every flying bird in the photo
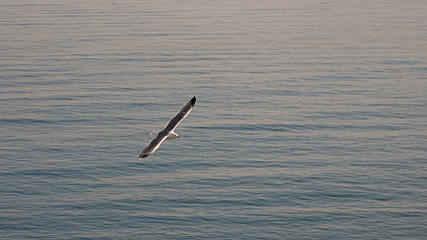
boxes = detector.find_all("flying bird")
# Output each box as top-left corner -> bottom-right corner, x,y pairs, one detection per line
139,96 -> 196,159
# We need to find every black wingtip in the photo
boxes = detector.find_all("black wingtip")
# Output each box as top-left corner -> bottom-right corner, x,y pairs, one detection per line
191,96 -> 196,106
139,153 -> 150,159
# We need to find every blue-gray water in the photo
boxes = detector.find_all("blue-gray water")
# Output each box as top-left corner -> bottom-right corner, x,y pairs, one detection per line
1,1 -> 426,239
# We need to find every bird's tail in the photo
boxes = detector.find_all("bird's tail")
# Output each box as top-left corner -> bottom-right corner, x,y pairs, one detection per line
149,131 -> 159,139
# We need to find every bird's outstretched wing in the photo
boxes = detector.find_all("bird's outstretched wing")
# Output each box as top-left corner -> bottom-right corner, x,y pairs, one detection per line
164,96 -> 196,132
138,133 -> 168,159
139,96 -> 196,159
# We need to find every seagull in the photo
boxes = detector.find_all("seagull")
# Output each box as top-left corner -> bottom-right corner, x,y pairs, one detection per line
139,96 -> 196,159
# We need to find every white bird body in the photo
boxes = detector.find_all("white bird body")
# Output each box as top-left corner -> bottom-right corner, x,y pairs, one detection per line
139,96 -> 196,159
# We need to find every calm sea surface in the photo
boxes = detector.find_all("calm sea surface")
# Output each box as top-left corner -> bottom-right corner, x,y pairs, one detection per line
1,0 -> 426,239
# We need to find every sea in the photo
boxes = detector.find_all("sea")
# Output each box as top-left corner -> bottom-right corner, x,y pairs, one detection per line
1,0 -> 426,239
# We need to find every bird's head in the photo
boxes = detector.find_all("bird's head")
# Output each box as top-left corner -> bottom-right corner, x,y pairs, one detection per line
167,132 -> 181,139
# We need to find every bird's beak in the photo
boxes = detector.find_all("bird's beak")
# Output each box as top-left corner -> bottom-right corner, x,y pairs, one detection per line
177,135 -> 181,138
